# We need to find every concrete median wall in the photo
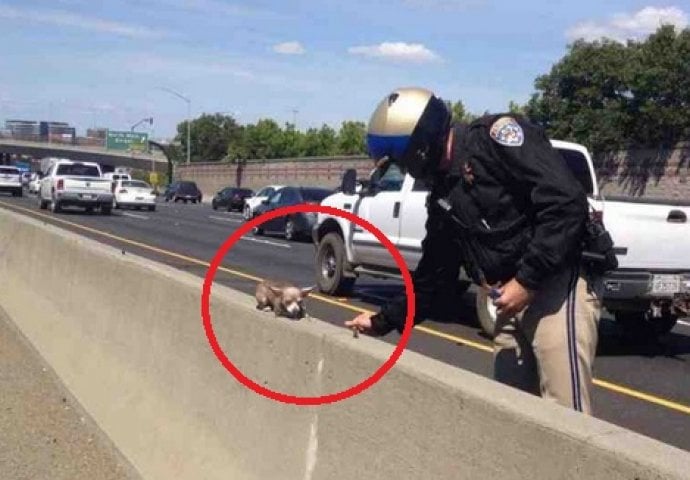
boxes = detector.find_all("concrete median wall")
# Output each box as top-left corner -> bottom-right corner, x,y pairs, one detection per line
1,208 -> 689,480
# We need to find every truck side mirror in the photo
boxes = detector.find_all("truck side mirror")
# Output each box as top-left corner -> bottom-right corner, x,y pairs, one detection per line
341,168 -> 357,195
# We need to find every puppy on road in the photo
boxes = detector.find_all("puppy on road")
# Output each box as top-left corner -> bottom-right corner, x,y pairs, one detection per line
255,279 -> 315,320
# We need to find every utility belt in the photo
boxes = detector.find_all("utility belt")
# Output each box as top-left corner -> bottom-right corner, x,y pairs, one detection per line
580,206 -> 619,276
435,197 -> 619,286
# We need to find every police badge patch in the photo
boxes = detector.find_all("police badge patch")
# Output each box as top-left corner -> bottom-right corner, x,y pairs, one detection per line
489,117 -> 524,147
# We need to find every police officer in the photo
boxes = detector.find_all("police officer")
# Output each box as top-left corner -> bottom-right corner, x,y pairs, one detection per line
345,87 -> 603,415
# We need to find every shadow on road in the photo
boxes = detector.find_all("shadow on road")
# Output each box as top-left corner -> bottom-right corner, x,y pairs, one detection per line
596,317 -> 690,359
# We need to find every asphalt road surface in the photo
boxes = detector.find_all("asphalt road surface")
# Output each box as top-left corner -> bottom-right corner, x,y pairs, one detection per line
1,192 -> 689,453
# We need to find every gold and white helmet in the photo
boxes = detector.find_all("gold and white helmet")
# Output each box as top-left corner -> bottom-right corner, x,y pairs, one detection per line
366,87 -> 451,178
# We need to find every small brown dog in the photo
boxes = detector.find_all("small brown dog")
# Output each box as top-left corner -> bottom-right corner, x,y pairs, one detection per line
255,279 -> 315,319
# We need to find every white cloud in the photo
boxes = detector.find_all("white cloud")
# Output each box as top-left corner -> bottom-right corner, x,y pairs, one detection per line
273,41 -> 305,55
348,42 -> 442,63
0,5 -> 168,39
566,6 -> 688,42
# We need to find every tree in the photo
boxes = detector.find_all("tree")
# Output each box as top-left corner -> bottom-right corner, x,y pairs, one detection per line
444,99 -> 477,123
525,36 -> 635,152
628,25 -> 690,146
175,113 -> 241,163
525,24 -> 689,153
337,121 -> 366,155
508,100 -> 526,115
280,123 -> 305,158
242,119 -> 284,159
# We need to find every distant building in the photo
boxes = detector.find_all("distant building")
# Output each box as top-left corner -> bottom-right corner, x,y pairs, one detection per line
87,128 -> 108,139
5,120 -> 41,139
4,119 -> 76,144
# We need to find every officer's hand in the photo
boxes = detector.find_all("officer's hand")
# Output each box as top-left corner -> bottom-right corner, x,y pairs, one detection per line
345,312 -> 378,336
493,279 -> 534,320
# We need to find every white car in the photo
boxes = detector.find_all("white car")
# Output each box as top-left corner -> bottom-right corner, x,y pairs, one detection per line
28,173 -> 42,194
242,184 -> 285,220
112,179 -> 156,211
0,165 -> 23,197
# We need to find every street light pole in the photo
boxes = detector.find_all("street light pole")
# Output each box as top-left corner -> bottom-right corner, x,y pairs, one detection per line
186,100 -> 190,166
157,87 -> 191,165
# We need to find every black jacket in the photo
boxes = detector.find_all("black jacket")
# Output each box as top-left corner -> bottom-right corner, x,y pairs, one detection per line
370,114 -> 589,336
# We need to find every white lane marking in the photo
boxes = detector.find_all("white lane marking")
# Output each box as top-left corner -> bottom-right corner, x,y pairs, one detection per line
121,212 -> 150,220
209,215 -> 243,224
239,237 -> 291,249
678,320 -> 690,328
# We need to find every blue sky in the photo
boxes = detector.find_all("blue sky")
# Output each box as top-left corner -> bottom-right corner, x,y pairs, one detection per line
0,0 -> 687,140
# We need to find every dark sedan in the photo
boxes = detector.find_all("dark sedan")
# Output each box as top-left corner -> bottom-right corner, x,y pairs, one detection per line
164,181 -> 203,203
211,187 -> 254,212
251,186 -> 334,241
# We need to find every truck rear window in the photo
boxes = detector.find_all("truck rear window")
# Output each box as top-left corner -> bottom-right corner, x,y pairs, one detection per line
554,149 -> 594,195
56,164 -> 100,177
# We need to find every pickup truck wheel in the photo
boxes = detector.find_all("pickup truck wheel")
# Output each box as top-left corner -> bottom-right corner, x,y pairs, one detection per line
38,196 -> 48,210
615,311 -> 678,337
316,233 -> 354,295
101,205 -> 112,215
475,288 -> 498,338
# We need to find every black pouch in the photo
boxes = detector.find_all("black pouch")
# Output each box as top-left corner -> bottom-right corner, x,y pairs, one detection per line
581,208 -> 618,275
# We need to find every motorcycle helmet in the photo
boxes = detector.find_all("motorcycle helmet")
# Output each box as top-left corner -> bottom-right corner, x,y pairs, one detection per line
366,87 -> 452,178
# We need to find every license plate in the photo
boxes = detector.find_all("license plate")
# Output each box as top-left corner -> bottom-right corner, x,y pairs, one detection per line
651,275 -> 681,295
136,197 -> 144,200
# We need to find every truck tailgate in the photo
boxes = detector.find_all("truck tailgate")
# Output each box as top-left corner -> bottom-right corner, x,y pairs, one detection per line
63,177 -> 112,193
603,199 -> 690,271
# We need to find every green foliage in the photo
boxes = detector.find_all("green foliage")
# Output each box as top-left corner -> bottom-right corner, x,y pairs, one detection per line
444,99 -> 478,124
174,26 -> 688,162
526,25 -> 690,152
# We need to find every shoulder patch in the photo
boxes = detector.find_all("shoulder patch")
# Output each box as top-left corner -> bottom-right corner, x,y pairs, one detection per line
489,117 -> 524,147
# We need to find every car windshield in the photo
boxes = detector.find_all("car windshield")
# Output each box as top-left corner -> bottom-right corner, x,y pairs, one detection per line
122,180 -> 150,189
0,167 -> 19,175
300,188 -> 332,202
56,164 -> 100,177
178,182 -> 198,193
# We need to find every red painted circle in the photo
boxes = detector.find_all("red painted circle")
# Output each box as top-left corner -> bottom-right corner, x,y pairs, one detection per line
201,203 -> 415,405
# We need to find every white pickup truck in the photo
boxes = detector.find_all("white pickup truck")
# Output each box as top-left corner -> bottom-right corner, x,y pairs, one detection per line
38,158 -> 114,214
0,165 -> 23,197
312,140 -> 690,338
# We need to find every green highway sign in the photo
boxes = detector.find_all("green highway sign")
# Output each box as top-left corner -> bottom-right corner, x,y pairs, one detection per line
106,130 -> 149,152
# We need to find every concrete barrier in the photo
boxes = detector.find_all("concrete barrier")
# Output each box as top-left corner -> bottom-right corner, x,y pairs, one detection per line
0,207 -> 689,480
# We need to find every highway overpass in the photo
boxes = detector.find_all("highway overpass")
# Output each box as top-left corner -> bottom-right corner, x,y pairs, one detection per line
0,138 -> 170,175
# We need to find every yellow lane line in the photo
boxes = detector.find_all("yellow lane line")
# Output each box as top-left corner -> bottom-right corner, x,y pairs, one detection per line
593,379 -> 690,415
2,200 -> 689,417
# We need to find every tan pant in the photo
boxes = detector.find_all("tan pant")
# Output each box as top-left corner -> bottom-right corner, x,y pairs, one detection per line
493,266 -> 602,414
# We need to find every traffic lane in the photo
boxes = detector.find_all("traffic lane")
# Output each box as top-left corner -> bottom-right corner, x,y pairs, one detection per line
7,196 -> 690,380
42,200 -> 321,288
6,195 -> 690,400
3,196 -> 690,452
111,200 -> 413,310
